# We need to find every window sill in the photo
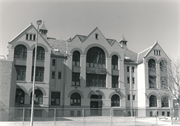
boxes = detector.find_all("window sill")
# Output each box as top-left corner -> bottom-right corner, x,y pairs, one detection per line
17,80 -> 27,83
31,81 -> 45,84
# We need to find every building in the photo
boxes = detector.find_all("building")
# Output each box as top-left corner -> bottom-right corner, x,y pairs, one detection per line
6,22 -> 173,117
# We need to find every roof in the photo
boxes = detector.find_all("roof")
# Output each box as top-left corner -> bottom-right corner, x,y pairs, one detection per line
47,38 -> 67,56
120,35 -> 127,42
137,46 -> 152,63
40,23 -> 48,31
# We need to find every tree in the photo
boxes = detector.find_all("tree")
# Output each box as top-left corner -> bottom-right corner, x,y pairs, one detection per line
164,58 -> 180,122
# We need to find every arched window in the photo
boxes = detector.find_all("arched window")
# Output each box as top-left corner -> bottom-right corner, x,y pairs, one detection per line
112,55 -> 118,69
148,59 -> 156,71
86,47 -> 105,68
73,51 -> 80,66
30,89 -> 43,105
161,96 -> 169,107
111,95 -> 120,107
148,59 -> 156,88
14,45 -> 27,59
33,46 -> 45,61
15,89 -> 25,104
70,93 -> 81,106
149,95 -> 157,107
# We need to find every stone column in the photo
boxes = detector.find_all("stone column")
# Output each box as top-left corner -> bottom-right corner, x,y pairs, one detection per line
119,59 -> 124,88
106,57 -> 111,88
80,55 -> 86,87
26,51 -> 33,82
156,63 -> 160,89
44,52 -> 51,83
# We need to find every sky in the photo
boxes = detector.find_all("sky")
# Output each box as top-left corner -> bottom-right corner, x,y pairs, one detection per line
0,0 -> 180,60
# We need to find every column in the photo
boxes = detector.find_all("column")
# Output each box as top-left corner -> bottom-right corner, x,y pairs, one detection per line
106,57 -> 111,88
156,63 -> 160,89
119,59 -> 124,88
26,51 -> 33,82
129,66 -> 133,116
44,52 -> 51,83
80,55 -> 86,87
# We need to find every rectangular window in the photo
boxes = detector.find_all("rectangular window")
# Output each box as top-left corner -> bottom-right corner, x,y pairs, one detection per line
70,111 -> 74,116
31,67 -> 44,82
167,112 -> 170,117
15,65 -> 26,81
72,73 -> 80,86
58,72 -> 61,79
52,71 -> 55,79
86,74 -> 106,87
154,50 -> 161,56
30,34 -> 32,40
162,111 -> 165,116
33,35 -> 36,41
51,92 -> 60,105
52,59 -> 56,66
127,66 -> 129,72
128,95 -> 130,100
26,34 -> 28,40
112,76 -> 118,88
149,75 -> 156,88
132,67 -> 134,72
77,111 -> 81,116
133,95 -> 135,100
127,77 -> 130,84
132,77 -> 135,84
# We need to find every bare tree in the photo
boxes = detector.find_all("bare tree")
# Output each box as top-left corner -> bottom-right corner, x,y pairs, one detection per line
165,58 -> 180,121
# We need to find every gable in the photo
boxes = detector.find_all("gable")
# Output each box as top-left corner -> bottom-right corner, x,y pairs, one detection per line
144,42 -> 170,61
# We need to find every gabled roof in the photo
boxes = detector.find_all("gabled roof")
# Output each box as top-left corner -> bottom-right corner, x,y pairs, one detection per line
137,42 -> 171,64
9,24 -> 33,43
77,35 -> 86,42
8,23 -> 51,48
120,35 -> 127,42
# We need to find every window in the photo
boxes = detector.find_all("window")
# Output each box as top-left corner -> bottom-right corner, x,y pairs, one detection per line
86,74 -> 106,87
14,45 -> 27,59
111,95 -> 120,107
133,95 -> 135,100
127,66 -> 129,72
132,77 -> 135,84
15,89 -> 25,104
86,47 -> 105,68
162,111 -> 165,116
161,76 -> 168,89
161,96 -> 169,107
31,67 -> 44,82
148,59 -> 156,71
30,89 -> 43,105
58,72 -> 61,79
77,111 -> 81,116
127,77 -> 130,84
128,95 -> 130,100
95,33 -> 98,40
33,46 -> 45,61
52,59 -> 56,66
149,95 -> 157,107
72,73 -> 80,86
70,111 -> 74,116
70,93 -> 81,106
112,55 -> 118,69
15,66 -> 26,81
160,60 -> 167,72
52,71 -> 55,79
149,75 -> 156,88
26,34 -> 36,41
154,50 -> 161,56
150,111 -> 153,117
72,51 -> 80,66
167,112 -> 170,117
132,67 -> 134,72
51,92 -> 60,105
112,76 -> 118,88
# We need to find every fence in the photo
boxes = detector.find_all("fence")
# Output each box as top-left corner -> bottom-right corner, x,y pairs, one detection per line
0,107 -> 179,126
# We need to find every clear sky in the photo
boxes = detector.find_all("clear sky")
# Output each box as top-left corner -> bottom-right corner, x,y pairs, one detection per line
0,0 -> 179,60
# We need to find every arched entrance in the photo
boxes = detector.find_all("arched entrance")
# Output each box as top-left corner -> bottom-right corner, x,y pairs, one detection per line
90,94 -> 102,116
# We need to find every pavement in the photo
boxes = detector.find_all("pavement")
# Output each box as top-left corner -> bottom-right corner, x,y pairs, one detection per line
0,116 -> 180,126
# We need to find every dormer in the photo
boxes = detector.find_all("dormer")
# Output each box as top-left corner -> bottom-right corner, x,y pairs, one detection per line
119,35 -> 128,49
39,23 -> 48,39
